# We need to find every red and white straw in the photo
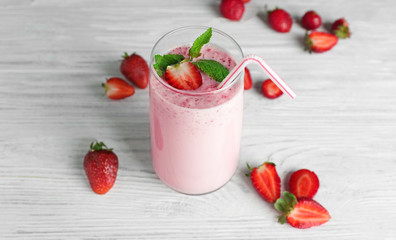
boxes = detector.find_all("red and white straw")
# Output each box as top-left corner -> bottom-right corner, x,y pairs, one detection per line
218,55 -> 296,99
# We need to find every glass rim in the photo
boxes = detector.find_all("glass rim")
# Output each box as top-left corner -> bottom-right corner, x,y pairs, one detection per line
150,26 -> 244,96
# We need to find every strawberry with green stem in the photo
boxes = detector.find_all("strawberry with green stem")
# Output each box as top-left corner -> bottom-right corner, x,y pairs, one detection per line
332,18 -> 351,39
305,31 -> 338,53
275,191 -> 331,229
84,141 -> 119,194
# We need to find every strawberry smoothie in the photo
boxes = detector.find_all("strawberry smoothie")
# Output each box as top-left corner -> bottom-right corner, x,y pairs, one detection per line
149,27 -> 244,194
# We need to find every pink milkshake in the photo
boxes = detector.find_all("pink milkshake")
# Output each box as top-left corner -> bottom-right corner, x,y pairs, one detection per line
149,27 -> 244,194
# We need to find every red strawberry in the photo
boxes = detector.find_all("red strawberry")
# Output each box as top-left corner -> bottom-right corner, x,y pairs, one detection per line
305,31 -> 338,53
267,8 -> 293,33
332,18 -> 351,39
102,77 -> 135,100
241,0 -> 250,3
165,61 -> 202,90
301,10 -> 322,30
84,141 -> 119,194
244,68 -> 252,90
220,0 -> 245,21
262,79 -> 283,99
289,169 -> 320,199
275,192 -> 331,229
246,162 -> 281,203
120,53 -> 149,89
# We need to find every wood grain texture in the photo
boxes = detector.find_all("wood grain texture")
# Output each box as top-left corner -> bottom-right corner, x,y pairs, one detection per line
1,0 -> 396,239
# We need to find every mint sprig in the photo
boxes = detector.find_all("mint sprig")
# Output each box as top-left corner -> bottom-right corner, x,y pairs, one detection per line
153,54 -> 185,77
193,59 -> 229,82
189,27 -> 212,61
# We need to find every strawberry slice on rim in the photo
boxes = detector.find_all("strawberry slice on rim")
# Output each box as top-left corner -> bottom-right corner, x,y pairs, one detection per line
165,61 -> 202,90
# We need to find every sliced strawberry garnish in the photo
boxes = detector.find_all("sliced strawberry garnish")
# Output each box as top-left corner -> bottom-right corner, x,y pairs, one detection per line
305,31 -> 338,53
165,61 -> 203,90
275,192 -> 331,229
244,67 -> 252,90
102,77 -> 135,100
289,169 -> 319,199
262,79 -> 283,99
247,162 -> 281,203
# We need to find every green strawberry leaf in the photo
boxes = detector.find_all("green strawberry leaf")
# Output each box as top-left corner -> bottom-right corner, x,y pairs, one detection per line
283,191 -> 297,208
274,191 -> 297,224
192,59 -> 229,82
189,28 -> 212,61
278,215 -> 287,224
274,198 -> 287,213
153,54 -> 185,77
334,25 -> 350,39
90,141 -> 113,152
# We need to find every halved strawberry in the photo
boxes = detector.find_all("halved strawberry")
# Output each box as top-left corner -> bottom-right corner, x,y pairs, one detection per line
244,68 -> 252,90
262,79 -> 283,99
246,162 -> 281,203
305,31 -> 338,53
165,61 -> 202,90
275,192 -> 331,229
102,77 -> 135,100
289,169 -> 319,199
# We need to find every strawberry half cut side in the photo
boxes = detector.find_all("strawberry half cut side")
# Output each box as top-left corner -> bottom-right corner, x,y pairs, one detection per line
246,162 -> 281,203
275,192 -> 331,229
102,77 -> 135,100
305,31 -> 338,53
289,169 -> 320,199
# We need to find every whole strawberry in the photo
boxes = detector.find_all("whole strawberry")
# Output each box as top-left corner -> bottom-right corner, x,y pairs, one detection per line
220,0 -> 245,21
267,8 -> 293,33
84,141 -> 118,194
120,53 -> 149,89
332,18 -> 351,39
301,10 -> 322,30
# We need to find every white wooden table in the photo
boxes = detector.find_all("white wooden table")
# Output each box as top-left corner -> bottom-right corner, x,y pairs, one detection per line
1,0 -> 395,239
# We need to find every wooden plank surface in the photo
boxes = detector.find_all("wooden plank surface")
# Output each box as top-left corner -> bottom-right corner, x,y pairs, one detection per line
1,0 -> 395,239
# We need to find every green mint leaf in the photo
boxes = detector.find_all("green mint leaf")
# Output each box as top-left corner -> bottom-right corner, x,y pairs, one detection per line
189,27 -> 212,60
153,54 -> 185,77
192,59 -> 229,82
